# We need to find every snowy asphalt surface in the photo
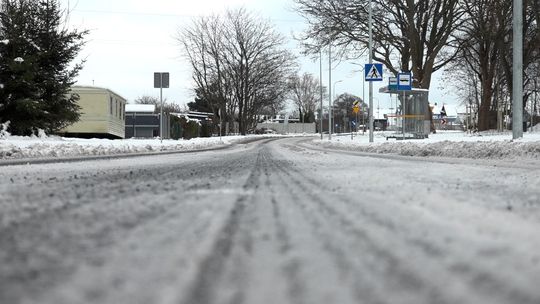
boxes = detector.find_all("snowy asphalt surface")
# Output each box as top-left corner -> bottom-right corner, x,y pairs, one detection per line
1,137 -> 540,304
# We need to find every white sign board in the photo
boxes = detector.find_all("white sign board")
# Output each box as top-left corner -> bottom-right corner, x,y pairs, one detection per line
397,73 -> 412,91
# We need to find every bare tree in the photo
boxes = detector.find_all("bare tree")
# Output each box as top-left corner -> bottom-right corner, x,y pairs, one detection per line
288,73 -> 323,123
294,0 -> 463,90
448,0 -> 510,131
498,0 -> 540,118
178,8 -> 296,135
179,14 -> 234,134
447,0 -> 540,131
134,95 -> 183,114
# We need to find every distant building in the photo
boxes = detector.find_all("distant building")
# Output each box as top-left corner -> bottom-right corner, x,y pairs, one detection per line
125,104 -> 170,139
176,111 -> 214,122
431,104 -> 463,130
60,86 -> 126,139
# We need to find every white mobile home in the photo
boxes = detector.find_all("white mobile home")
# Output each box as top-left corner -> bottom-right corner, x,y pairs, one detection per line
61,86 -> 127,139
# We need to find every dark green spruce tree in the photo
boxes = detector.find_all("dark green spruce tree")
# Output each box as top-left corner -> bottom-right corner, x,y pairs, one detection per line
0,0 -> 87,135
187,87 -> 214,113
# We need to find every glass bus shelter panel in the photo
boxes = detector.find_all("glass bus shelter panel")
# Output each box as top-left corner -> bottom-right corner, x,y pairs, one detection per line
379,87 -> 431,139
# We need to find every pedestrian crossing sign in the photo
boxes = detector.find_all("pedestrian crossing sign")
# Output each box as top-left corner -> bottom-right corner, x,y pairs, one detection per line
365,63 -> 383,81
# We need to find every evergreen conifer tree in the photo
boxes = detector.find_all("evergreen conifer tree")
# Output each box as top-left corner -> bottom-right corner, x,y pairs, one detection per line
0,0 -> 87,135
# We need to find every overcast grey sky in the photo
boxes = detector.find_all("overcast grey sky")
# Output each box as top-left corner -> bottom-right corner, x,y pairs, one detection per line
60,0 -> 458,112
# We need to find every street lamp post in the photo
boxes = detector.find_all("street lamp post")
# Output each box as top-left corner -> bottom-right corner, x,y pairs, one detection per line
329,45 -> 333,140
333,80 -> 343,99
320,50 -> 324,140
333,80 -> 343,134
513,0 -> 523,139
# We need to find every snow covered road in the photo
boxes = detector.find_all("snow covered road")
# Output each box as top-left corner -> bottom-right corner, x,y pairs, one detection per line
1,137 -> 539,304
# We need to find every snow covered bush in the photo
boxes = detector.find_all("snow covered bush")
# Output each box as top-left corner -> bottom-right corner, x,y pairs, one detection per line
0,121 -> 10,139
34,128 -> 48,139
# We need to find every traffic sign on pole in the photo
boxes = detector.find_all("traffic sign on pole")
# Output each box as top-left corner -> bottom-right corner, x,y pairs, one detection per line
389,76 -> 398,90
154,72 -> 169,88
154,72 -> 170,142
365,63 -> 383,81
397,72 -> 412,91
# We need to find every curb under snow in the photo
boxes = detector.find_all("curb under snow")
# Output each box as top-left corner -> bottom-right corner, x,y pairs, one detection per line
312,139 -> 540,160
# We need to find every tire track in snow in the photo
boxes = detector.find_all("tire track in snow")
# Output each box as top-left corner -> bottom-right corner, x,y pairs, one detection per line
180,150 -> 266,304
273,138 -> 540,304
0,151 -> 256,304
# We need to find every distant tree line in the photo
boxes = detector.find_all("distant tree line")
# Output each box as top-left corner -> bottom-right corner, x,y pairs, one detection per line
288,73 -> 326,124
134,95 -> 184,114
178,8 -> 297,135
294,0 -> 540,131
449,0 -> 540,130
0,0 -> 87,135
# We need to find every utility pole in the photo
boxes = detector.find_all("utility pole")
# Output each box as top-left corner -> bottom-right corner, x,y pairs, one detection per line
329,45 -> 332,141
368,0 -> 374,143
320,50 -> 324,140
512,0 -> 523,139
531,78 -> 538,132
333,80 -> 343,135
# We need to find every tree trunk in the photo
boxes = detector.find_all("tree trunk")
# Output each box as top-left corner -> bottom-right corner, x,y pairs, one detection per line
477,76 -> 495,131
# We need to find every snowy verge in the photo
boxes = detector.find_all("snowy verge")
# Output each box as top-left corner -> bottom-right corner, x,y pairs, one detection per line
0,134 -> 287,160
309,131 -> 540,160
1,129 -> 539,161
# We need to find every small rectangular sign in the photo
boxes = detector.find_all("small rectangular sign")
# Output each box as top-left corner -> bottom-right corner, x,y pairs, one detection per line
154,72 -> 170,88
389,77 -> 398,90
161,73 -> 170,88
397,72 -> 412,91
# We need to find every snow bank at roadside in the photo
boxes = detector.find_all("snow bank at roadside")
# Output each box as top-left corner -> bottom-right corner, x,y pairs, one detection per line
0,135 -> 250,160
311,130 -> 540,160
313,138 -> 540,159
1,125 -> 539,161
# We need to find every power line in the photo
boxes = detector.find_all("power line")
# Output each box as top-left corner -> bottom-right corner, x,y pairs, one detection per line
74,9 -> 196,18
88,38 -> 174,46
73,9 -> 303,24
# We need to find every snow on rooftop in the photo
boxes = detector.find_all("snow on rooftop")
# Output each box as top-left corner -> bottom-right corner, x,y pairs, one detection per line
125,104 -> 155,113
71,86 -> 127,101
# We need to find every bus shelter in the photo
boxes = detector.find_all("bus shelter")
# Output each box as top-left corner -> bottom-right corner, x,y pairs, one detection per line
379,86 -> 431,139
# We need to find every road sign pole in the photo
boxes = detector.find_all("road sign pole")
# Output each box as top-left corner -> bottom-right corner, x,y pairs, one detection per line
368,0 -> 374,143
403,91 -> 405,140
356,112 -> 359,134
154,72 -> 169,143
160,84 -> 163,143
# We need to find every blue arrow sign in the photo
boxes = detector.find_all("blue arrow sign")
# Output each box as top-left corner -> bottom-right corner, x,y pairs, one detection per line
365,63 -> 383,81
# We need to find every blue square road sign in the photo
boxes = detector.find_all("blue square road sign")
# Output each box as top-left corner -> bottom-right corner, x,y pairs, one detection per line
365,63 -> 383,81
